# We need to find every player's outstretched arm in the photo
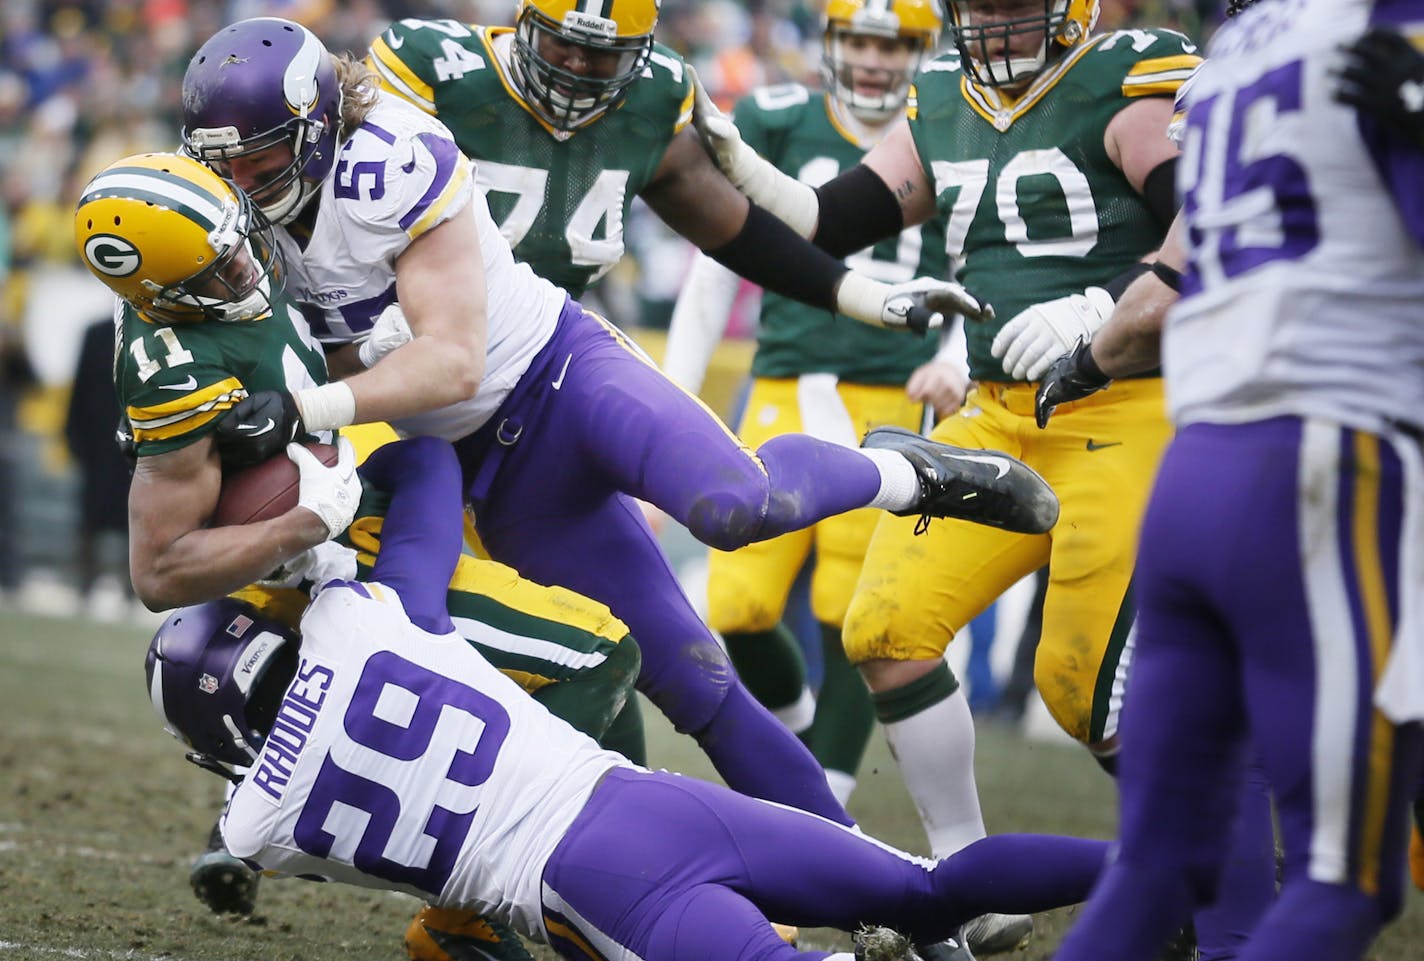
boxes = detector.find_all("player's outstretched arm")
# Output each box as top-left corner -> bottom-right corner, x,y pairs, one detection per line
648,125 -> 987,335
128,438 -> 332,610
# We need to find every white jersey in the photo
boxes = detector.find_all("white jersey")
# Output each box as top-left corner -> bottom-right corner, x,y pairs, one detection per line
1165,0 -> 1424,433
276,92 -> 565,439
221,580 -> 628,941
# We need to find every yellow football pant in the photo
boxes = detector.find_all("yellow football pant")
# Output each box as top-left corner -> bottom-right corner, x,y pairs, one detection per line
843,378 -> 1172,745
706,377 -> 926,632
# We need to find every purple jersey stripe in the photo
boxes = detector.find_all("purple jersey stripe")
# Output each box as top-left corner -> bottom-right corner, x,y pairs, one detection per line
338,285 -> 399,334
359,121 -> 397,145
399,132 -> 461,231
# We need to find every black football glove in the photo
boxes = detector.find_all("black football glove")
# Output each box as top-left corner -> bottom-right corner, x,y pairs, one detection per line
1035,340 -> 1112,429
1334,27 -> 1424,147
213,390 -> 305,469
116,417 -> 137,477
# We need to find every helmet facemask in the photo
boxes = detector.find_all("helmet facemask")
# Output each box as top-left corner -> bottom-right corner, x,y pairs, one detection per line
823,23 -> 935,124
511,4 -> 654,131
145,599 -> 302,775
185,119 -> 329,225
950,0 -> 1094,89
180,18 -> 343,224
143,192 -> 283,325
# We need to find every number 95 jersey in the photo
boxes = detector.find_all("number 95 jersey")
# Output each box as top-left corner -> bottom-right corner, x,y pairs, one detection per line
1167,0 -> 1424,433
368,18 -> 693,296
221,580 -> 629,942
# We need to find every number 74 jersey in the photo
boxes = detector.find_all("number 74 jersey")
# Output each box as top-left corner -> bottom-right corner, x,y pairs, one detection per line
221,580 -> 627,941
368,18 -> 694,297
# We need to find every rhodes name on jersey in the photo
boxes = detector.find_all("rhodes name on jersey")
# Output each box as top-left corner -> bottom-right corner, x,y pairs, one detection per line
368,17 -> 693,296
221,579 -> 631,941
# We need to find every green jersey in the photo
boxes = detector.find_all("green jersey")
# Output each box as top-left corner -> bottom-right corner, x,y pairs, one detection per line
115,293 -> 328,458
369,19 -> 693,296
733,84 -> 945,385
909,30 -> 1199,381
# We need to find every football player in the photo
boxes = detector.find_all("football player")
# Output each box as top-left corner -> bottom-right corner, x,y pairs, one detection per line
76,153 -> 641,960
145,431 -> 1112,961
692,3 -> 1286,956
1051,0 -> 1424,958
178,13 -> 1059,859
660,0 -> 972,914
697,0 -> 1187,839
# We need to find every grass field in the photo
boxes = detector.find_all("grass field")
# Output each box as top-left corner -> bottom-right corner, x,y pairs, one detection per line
2,606 -> 1421,960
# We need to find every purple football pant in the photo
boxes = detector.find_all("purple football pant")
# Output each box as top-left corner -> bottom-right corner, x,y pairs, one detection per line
457,303 -> 887,824
541,768 -> 1107,960
1056,418 -> 1424,961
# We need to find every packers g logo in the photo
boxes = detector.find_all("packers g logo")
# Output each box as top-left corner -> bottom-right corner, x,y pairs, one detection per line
84,234 -> 142,277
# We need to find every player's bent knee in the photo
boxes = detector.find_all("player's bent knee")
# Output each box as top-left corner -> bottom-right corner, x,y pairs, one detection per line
640,635 -> 736,735
685,487 -> 771,551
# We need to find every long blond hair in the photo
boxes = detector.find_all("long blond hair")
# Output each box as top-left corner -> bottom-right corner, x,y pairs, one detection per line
334,54 -> 379,138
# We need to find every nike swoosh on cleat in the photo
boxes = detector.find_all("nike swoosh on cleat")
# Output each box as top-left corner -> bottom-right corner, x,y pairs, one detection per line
159,376 -> 199,391
943,452 -> 1011,479
1085,439 -> 1122,451
236,419 -> 276,436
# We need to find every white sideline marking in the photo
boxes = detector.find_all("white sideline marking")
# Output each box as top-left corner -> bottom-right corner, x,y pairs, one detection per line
0,942 -> 188,960
0,837 -> 171,866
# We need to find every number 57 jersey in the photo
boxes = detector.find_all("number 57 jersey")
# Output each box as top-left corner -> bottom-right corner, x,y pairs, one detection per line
1166,0 -> 1424,433
220,580 -> 629,942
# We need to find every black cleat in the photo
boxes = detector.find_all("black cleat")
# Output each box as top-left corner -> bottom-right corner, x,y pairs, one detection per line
190,821 -> 260,915
915,925 -> 977,961
863,427 -> 1059,535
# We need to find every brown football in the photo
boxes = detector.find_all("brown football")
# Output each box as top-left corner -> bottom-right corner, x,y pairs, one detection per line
211,441 -> 339,527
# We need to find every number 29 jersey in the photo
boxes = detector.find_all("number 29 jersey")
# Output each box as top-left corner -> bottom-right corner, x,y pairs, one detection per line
221,580 -> 629,942
908,31 -> 1199,381
1166,0 -> 1424,433
368,18 -> 693,296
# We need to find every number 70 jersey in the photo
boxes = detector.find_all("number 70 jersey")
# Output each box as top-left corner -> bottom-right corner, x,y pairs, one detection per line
221,581 -> 627,941
1166,0 -> 1424,431
368,18 -> 694,296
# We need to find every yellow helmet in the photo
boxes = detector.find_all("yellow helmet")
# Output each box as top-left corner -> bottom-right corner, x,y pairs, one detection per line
74,153 -> 282,325
511,0 -> 661,131
947,0 -> 1099,88
822,0 -> 944,123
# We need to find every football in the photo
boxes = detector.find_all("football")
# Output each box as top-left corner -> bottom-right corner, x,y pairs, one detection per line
210,441 -> 339,527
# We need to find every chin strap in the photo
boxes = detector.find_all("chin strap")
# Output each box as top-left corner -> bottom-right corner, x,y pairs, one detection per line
186,751 -> 245,785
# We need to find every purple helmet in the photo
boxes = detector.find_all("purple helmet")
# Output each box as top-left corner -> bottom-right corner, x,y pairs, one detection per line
181,18 -> 342,224
145,598 -> 299,768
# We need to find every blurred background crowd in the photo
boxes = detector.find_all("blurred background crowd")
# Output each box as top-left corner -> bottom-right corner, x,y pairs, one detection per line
0,0 -> 1223,623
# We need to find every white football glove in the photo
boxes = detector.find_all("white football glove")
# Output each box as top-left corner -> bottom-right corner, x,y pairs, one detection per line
259,540 -> 359,593
687,66 -> 818,237
357,303 -> 414,368
289,437 -> 360,539
836,273 -> 995,335
991,286 -> 1114,381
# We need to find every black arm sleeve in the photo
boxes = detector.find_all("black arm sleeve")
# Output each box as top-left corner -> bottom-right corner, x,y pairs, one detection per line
812,164 -> 905,258
705,203 -> 847,312
1142,156 -> 1179,227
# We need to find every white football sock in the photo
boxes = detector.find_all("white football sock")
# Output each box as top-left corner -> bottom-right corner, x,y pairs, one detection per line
883,684 -> 986,857
859,447 -> 921,512
771,686 -> 816,734
824,768 -> 857,807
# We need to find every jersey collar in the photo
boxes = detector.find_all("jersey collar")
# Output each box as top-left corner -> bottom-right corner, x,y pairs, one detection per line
960,35 -> 1107,132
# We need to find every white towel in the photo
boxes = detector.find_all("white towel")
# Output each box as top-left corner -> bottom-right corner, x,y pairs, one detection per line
797,373 -> 860,449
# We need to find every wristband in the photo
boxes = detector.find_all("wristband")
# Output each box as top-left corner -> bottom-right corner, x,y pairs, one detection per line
293,382 -> 357,432
1150,261 -> 1185,292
